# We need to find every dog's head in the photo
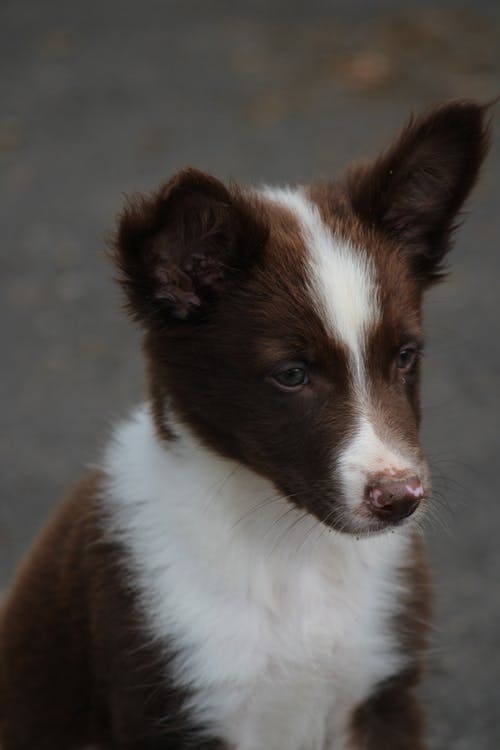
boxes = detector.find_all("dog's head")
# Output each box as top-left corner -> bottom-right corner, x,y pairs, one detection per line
113,101 -> 489,535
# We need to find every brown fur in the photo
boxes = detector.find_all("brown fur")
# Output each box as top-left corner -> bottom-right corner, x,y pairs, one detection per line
0,472 -> 225,749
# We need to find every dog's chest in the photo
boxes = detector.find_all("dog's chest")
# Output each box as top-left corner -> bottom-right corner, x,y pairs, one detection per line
170,544 -> 405,750
105,409 -> 407,750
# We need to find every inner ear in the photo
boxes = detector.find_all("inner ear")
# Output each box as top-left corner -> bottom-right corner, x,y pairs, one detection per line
114,169 -> 266,322
346,100 -> 491,284
149,185 -> 238,316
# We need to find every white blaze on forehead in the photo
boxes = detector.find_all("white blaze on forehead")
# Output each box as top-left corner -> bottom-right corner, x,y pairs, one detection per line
262,187 -> 380,377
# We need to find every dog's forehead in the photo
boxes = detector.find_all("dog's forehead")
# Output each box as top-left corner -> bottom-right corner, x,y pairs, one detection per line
258,186 -> 383,368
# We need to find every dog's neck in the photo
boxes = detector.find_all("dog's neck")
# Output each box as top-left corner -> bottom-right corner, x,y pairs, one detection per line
103,403 -> 410,587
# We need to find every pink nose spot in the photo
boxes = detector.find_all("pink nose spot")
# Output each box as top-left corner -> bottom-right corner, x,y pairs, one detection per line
366,475 -> 424,524
405,481 -> 424,499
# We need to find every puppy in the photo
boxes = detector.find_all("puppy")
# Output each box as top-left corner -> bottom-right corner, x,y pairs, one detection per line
0,101 -> 490,750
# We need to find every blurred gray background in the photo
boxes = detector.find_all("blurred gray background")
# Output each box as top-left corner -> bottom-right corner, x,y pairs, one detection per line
1,1 -> 499,747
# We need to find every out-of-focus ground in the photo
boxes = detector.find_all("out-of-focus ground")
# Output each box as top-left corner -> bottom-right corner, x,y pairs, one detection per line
1,1 -> 499,747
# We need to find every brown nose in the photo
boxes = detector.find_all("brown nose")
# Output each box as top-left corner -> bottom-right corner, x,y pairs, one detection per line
366,475 -> 424,523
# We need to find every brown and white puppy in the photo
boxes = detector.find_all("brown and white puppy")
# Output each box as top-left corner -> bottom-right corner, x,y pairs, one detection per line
0,101 -> 490,750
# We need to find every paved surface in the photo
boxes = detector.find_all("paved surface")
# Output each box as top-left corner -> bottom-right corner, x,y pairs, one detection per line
1,1 -> 499,746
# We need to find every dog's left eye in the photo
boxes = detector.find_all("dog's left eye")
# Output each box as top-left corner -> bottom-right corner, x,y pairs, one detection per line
396,347 -> 417,371
272,367 -> 309,390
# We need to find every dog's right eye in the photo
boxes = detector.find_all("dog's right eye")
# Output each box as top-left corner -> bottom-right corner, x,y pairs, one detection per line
271,367 -> 309,391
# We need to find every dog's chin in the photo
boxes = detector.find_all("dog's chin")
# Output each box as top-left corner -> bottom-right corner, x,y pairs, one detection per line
281,485 -> 423,538
307,502 -> 422,538
339,516 -> 416,538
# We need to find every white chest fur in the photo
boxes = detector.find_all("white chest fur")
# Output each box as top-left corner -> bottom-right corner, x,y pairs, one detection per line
103,407 -> 409,750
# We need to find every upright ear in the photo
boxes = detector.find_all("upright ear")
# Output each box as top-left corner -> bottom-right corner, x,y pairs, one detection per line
113,168 -> 265,322
346,100 -> 491,284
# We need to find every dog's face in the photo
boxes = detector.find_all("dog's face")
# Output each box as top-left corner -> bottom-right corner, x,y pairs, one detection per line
114,101 -> 489,535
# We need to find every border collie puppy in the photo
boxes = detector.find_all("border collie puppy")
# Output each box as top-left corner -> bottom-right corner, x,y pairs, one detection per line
0,101 -> 490,750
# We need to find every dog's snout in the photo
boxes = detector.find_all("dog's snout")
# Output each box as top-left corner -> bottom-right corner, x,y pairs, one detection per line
366,475 -> 423,523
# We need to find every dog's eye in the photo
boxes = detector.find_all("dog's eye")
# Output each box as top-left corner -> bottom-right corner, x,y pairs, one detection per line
396,347 -> 417,371
272,367 -> 309,390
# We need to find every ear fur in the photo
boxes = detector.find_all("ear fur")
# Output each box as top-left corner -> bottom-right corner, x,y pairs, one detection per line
113,168 -> 265,322
346,100 -> 491,284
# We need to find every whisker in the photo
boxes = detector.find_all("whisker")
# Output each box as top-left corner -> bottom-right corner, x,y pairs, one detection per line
269,510 -> 312,557
230,493 -> 289,530
201,463 -> 244,514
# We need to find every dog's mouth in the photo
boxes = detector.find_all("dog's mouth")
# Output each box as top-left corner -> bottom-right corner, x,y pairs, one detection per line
276,464 -> 430,538
318,500 -> 426,538
290,482 -> 428,537
353,494 -> 427,536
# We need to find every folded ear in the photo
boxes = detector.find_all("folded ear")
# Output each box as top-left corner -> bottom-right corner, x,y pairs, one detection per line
113,168 -> 264,322
346,100 -> 491,284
